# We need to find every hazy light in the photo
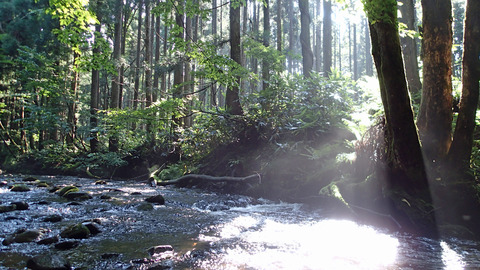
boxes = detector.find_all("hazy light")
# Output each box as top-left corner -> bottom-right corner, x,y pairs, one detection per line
200,217 -> 399,269
441,241 -> 466,270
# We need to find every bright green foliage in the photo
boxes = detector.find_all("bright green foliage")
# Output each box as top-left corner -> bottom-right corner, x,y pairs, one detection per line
361,0 -> 398,26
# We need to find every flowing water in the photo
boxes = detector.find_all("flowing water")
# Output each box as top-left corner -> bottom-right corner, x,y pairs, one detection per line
0,175 -> 479,269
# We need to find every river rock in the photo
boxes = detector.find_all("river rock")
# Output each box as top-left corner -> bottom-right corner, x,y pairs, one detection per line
63,191 -> 92,201
10,184 -> 30,192
147,245 -> 174,257
26,254 -> 71,270
35,181 -> 50,188
37,235 -> 60,245
14,229 -> 43,243
60,223 -> 90,239
43,214 -> 63,222
145,195 -> 165,205
2,235 -> 15,246
83,222 -> 101,235
100,194 -> 112,200
137,203 -> 154,211
57,186 -> 79,197
55,240 -> 80,250
0,204 -> 16,213
23,176 -> 38,182
95,180 -> 107,185
11,201 -> 29,210
0,180 -> 8,186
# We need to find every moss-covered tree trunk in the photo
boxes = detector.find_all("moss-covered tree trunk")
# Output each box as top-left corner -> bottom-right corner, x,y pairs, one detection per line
448,0 -> 480,175
417,0 -> 453,163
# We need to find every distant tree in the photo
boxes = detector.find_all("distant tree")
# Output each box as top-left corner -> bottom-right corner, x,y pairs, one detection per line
109,0 -> 123,152
299,0 -> 314,77
448,0 -> 480,174
398,0 -> 422,96
262,0 -> 270,90
323,0 -> 332,76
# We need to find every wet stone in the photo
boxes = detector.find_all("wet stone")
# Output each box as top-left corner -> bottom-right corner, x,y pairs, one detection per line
145,195 -> 165,205
55,240 -> 80,250
95,180 -> 107,185
147,245 -> 174,257
23,176 -> 38,182
14,229 -> 43,243
37,235 -> 60,245
100,194 -> 112,200
101,253 -> 120,259
67,201 -> 83,206
0,204 -> 16,213
60,223 -> 90,239
11,201 -> 29,210
37,200 -> 50,205
131,192 -> 142,196
64,191 -> 92,201
26,254 -> 71,270
137,203 -> 154,211
83,222 -> 101,235
43,214 -> 63,223
10,184 -> 30,192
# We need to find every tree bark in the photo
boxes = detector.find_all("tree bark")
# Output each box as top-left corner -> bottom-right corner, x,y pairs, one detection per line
398,0 -> 422,96
315,0 -> 322,72
366,1 -> 428,191
90,18 -> 102,153
299,0 -> 314,78
276,0 -> 282,52
109,0 -> 123,152
226,1 -> 244,115
133,0 -> 142,119
322,0 -> 332,77
364,19 -> 373,76
417,0 -> 453,162
262,0 -> 270,90
448,0 -> 480,173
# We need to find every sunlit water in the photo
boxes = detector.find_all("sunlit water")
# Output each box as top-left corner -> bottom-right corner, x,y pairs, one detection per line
1,175 -> 479,269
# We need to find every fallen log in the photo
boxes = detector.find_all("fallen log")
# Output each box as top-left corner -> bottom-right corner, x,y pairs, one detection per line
155,173 -> 261,187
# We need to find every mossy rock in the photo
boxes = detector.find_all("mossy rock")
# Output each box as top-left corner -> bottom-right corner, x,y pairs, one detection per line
137,203 -> 154,211
63,192 -> 92,201
60,223 -> 91,239
14,229 -> 43,243
23,176 -> 38,182
35,181 -> 50,188
57,186 -> 79,197
10,184 -> 30,192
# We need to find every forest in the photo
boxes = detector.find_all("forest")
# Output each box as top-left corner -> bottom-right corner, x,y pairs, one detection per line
1,0 -> 480,239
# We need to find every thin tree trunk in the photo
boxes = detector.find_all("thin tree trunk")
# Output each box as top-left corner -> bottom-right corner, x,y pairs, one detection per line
133,0 -> 143,130
154,14 -> 161,102
211,0 -> 218,106
66,52 -> 78,146
262,0 -> 270,90
90,19 -> 102,153
299,0 -> 313,77
287,0 -> 295,73
323,0 -> 332,76
353,24 -> 358,80
448,0 -> 480,173
364,18 -> 373,76
276,0 -> 282,52
109,0 -> 123,152
398,0 -> 422,95
315,0 -> 322,72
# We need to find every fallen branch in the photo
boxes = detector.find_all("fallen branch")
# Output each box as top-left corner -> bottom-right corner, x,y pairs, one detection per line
156,173 -> 261,187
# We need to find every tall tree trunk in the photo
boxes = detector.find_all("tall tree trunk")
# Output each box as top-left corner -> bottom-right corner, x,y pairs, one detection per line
353,24 -> 358,80
211,0 -> 218,106
133,0 -> 142,131
364,18 -> 373,76
448,0 -> 480,173
398,0 -> 422,96
322,0 -> 332,76
315,0 -> 322,72
417,0 -> 453,163
262,0 -> 270,90
154,14 -> 161,102
66,52 -> 78,146
184,11 -> 193,126
90,19 -> 102,153
276,0 -> 282,52
109,0 -> 123,152
145,0 -> 152,108
299,0 -> 313,77
226,0 -> 244,115
287,0 -> 295,73
366,1 -> 428,189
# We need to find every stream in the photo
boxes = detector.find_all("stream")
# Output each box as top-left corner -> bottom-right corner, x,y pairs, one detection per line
1,174 -> 480,269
